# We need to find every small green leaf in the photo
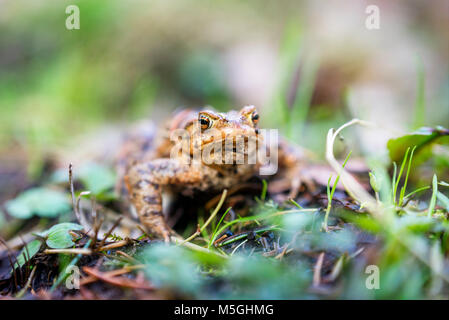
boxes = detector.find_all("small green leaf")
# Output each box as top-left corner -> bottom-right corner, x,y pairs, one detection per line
45,223 -> 84,249
15,239 -> 42,270
78,163 -> 116,195
387,126 -> 449,165
5,188 -> 70,219
369,171 -> 379,193
396,216 -> 434,233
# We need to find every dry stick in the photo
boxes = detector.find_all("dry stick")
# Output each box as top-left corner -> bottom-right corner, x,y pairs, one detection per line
275,243 -> 290,260
44,248 -> 92,255
82,266 -> 153,290
92,217 -> 104,248
180,224 -> 201,245
15,266 -> 36,299
0,237 -> 20,289
178,189 -> 228,246
80,264 -> 145,286
327,255 -> 345,282
116,250 -> 141,264
69,163 -> 81,223
76,191 -> 94,234
20,236 -> 31,280
69,164 -> 92,233
97,217 -> 123,250
98,239 -> 130,251
313,252 -> 325,287
230,239 -> 248,256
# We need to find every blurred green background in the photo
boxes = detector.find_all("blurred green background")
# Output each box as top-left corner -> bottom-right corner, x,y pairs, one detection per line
0,0 -> 448,176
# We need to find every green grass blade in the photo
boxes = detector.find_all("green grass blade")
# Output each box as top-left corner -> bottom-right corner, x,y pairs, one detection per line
404,186 -> 430,200
208,207 -> 232,248
413,56 -> 426,129
428,174 -> 438,218
323,151 -> 352,231
399,145 -> 417,206
393,147 -> 410,205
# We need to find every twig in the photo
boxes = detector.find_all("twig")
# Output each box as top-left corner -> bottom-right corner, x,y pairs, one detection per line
313,252 -> 325,287
76,191 -> 94,234
98,239 -> 130,252
172,236 -> 228,258
44,248 -> 92,255
69,163 -> 79,222
201,189 -> 228,233
116,250 -> 141,264
80,265 -> 144,286
97,217 -> 123,249
15,266 -> 36,298
82,266 -> 153,290
91,216 -> 104,248
230,239 -> 247,255
69,163 -> 93,234
0,237 -> 21,290
180,224 -> 201,245
20,236 -> 31,279
275,243 -> 290,260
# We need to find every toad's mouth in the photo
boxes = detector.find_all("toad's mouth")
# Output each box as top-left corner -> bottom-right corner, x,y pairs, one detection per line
197,137 -> 261,165
199,135 -> 262,152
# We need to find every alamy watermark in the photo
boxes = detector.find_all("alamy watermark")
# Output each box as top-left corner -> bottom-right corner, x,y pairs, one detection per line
365,5 -> 380,30
365,264 -> 380,290
66,5 -> 80,30
168,123 -> 279,175
65,265 -> 80,290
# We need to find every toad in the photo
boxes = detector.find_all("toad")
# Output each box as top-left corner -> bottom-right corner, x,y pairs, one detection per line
122,106 -> 303,242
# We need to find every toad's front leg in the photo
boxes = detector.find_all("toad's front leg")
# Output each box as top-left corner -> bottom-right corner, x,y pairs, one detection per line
125,158 -> 202,242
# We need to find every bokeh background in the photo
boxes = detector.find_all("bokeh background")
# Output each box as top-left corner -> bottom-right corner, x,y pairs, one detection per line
0,0 -> 448,197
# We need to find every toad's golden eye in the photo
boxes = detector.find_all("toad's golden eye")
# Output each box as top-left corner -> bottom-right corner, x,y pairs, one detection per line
251,112 -> 259,124
199,115 -> 212,130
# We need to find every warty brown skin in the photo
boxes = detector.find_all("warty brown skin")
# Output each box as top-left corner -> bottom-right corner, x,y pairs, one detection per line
123,106 -> 301,242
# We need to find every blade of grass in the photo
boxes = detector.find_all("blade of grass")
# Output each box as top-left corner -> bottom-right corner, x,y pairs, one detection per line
289,198 -> 303,209
393,147 -> 410,205
404,186 -> 430,200
260,179 -> 268,201
323,151 -> 352,231
413,55 -> 426,129
210,208 -> 316,246
428,174 -> 438,218
179,189 -> 228,246
325,119 -> 378,213
288,56 -> 319,138
217,226 -> 281,247
392,162 -> 397,203
399,146 -> 417,206
208,207 -> 232,248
